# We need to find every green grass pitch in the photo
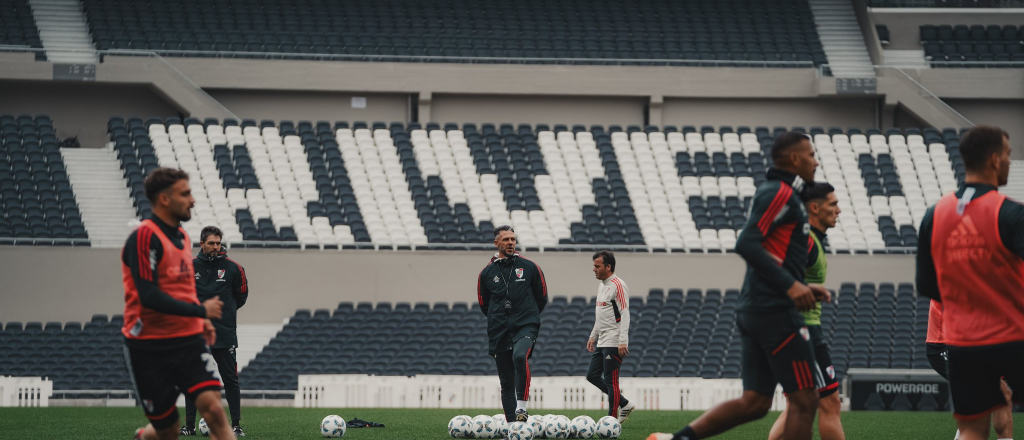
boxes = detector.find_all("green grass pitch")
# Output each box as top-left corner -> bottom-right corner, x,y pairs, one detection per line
0,407 -> 1020,439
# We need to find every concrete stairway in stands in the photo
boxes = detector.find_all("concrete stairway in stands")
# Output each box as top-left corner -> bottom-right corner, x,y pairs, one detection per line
1004,160 -> 1024,202
62,148 -> 137,248
28,0 -> 97,64
237,323 -> 287,371
809,0 -> 875,78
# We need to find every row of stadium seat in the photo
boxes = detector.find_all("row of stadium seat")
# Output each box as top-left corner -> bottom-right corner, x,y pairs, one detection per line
921,24 -> 1024,66
1,114 -> 89,244
0,0 -> 45,60
110,117 -> 964,252
83,0 -> 827,66
0,283 -> 933,398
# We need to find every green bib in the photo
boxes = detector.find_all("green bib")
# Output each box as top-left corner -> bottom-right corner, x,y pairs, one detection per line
802,230 -> 827,325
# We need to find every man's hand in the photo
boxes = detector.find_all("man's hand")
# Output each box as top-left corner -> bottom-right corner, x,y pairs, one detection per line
203,298 -> 223,319
787,281 -> 816,312
587,338 -> 596,352
810,285 -> 832,303
202,319 -> 216,346
618,343 -> 629,357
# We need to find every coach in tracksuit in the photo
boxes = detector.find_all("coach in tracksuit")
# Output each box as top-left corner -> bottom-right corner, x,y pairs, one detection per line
184,226 -> 249,437
586,250 -> 636,423
478,225 -> 548,423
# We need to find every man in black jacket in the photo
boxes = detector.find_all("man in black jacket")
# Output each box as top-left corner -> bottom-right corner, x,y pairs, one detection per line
477,225 -> 548,423
183,226 -> 249,437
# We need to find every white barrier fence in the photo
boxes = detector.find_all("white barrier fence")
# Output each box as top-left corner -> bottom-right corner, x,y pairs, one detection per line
0,376 -> 53,407
296,375 -> 787,411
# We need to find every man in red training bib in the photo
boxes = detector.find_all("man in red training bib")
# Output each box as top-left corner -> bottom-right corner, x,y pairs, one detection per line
121,167 -> 236,440
917,125 -> 1024,440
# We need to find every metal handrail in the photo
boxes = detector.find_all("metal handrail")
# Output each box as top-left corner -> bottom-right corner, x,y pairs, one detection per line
875,65 -> 975,128
0,44 -> 818,68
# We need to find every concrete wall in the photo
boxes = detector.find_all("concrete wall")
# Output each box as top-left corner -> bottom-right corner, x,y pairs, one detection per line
872,8 -> 1024,50
662,98 -> 878,130
0,80 -> 181,148
0,247 -> 915,325
430,94 -> 647,127
206,89 -> 409,124
946,99 -> 1024,158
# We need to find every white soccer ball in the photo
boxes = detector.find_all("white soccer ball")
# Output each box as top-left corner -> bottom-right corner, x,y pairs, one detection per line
198,418 -> 209,436
472,414 -> 498,438
321,415 -> 346,438
448,415 -> 474,438
492,414 -> 509,438
507,421 -> 536,440
543,415 -> 570,439
570,416 -> 597,439
595,416 -> 620,439
527,415 -> 546,439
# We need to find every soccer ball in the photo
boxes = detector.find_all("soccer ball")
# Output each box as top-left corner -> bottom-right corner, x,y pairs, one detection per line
526,415 -> 546,439
595,416 -> 620,439
570,416 -> 596,439
507,421 -> 535,440
198,418 -> 209,436
448,415 -> 474,438
543,415 -> 570,439
321,415 -> 346,438
471,414 -> 497,438
492,414 -> 509,438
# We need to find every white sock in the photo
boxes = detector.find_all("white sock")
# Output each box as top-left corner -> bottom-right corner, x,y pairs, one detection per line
954,429 -> 960,440
516,400 -> 527,411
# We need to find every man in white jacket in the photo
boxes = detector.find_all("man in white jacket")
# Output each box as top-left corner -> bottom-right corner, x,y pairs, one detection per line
586,250 -> 637,423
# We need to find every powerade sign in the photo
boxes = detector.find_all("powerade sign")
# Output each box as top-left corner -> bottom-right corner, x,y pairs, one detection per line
848,369 -> 949,411
874,383 -> 942,394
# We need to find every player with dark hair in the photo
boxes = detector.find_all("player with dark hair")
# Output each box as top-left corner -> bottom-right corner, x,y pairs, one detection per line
649,132 -> 830,440
769,181 -> 845,440
586,250 -> 637,423
478,225 -> 548,422
917,125 -> 1021,440
183,226 -> 249,437
122,168 -> 236,440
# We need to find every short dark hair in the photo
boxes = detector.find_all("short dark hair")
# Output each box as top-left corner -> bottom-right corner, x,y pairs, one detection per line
592,250 -> 616,272
200,226 -> 223,244
960,125 -> 1009,172
493,225 -> 515,237
803,182 -> 835,204
771,132 -> 810,162
144,167 -> 189,202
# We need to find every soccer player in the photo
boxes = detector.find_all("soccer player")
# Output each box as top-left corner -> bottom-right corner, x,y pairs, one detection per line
927,300 -> 1014,440
916,125 -> 1022,440
769,182 -> 845,440
586,250 -> 637,423
121,168 -> 236,440
183,226 -> 250,437
648,132 -> 830,440
477,225 -> 548,422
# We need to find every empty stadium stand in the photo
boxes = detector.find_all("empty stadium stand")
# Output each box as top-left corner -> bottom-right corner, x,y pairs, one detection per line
84,0 -> 827,66
108,118 -> 963,252
921,24 -> 1024,66
0,0 -> 45,60
1,114 -> 88,244
0,282 -> 942,411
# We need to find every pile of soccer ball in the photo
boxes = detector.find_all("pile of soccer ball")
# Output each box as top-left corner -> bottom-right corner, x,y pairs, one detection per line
448,414 -> 621,439
320,415 -> 347,438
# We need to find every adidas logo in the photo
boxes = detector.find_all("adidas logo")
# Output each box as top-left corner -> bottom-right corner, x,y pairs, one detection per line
605,355 -> 612,360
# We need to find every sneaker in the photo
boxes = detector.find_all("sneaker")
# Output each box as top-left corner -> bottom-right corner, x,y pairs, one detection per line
233,426 -> 245,437
618,401 -> 636,423
134,428 -> 145,440
514,408 -> 529,423
179,426 -> 196,436
645,434 -> 674,440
